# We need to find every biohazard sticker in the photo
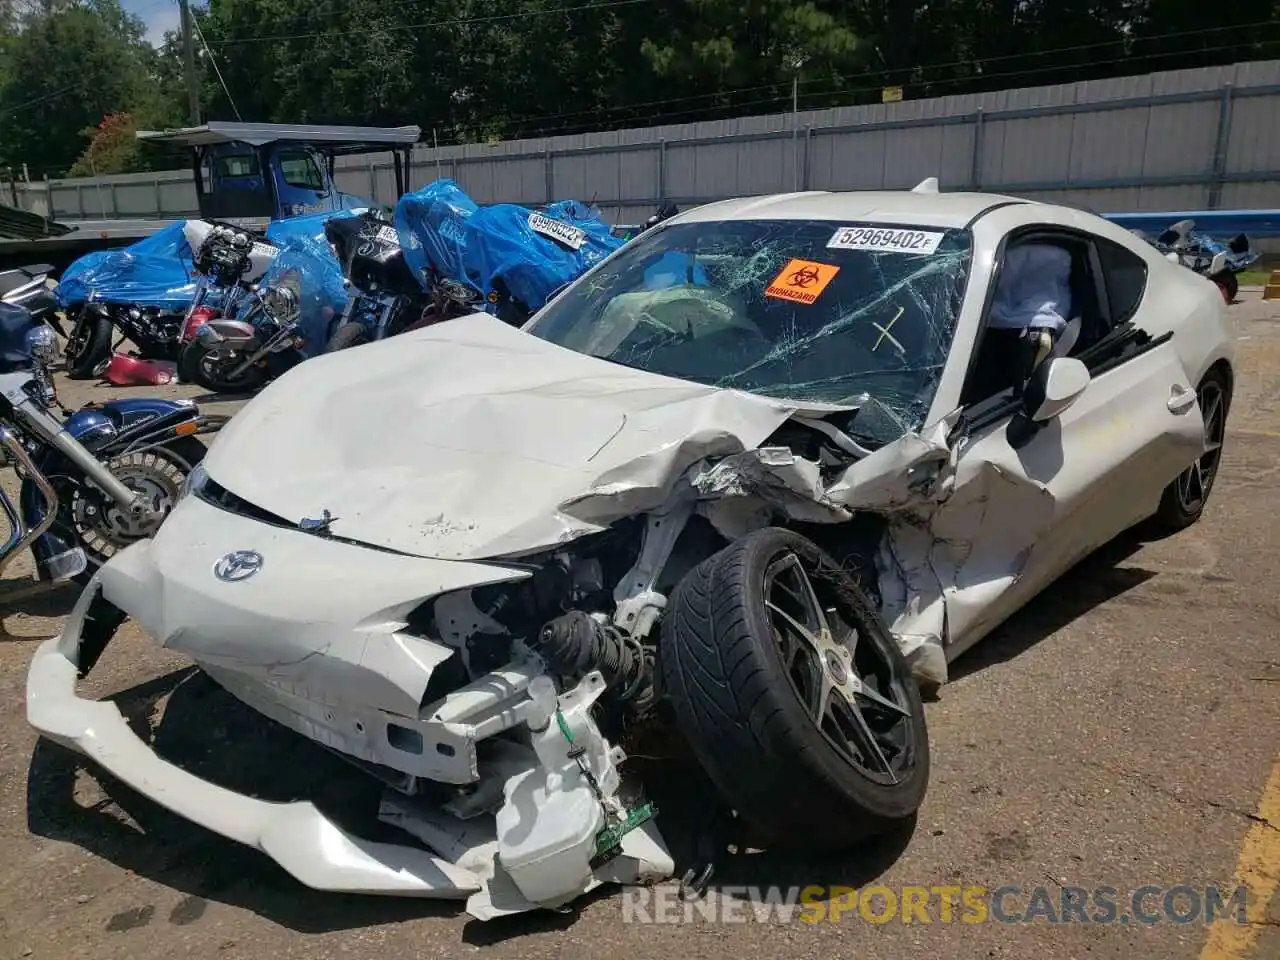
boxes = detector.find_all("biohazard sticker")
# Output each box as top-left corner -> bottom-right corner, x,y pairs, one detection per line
764,259 -> 840,305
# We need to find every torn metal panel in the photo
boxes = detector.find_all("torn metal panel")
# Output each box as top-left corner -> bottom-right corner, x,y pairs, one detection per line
691,446 -> 849,523
827,410 -> 963,512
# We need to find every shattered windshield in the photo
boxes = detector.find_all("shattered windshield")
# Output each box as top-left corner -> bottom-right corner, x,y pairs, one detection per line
524,218 -> 972,432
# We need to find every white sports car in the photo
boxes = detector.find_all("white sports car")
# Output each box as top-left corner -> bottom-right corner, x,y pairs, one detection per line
26,184 -> 1233,920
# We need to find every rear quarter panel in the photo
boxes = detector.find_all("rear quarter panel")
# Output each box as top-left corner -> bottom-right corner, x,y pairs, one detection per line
1127,251 -> 1235,390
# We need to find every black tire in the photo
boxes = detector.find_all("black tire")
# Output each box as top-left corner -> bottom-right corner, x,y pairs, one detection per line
177,341 -> 267,394
64,436 -> 209,586
64,309 -> 113,379
1151,367 -> 1231,533
659,527 -> 929,850
326,322 -> 370,353
1212,271 -> 1238,303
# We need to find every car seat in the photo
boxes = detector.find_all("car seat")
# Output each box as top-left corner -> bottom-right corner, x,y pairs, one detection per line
964,242 -> 1079,403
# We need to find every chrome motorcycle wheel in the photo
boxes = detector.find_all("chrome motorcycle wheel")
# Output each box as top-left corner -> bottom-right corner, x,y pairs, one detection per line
59,440 -> 205,571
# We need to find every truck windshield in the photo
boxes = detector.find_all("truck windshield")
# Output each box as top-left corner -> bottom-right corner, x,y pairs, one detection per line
524,218 -> 973,432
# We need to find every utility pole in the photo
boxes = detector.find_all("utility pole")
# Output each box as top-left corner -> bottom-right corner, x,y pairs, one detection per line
179,0 -> 201,125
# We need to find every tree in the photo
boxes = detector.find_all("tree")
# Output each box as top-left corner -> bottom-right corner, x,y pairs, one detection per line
68,111 -> 145,175
639,1 -> 865,118
0,0 -> 156,177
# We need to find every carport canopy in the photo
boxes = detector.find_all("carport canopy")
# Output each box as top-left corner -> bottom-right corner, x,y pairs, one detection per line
135,122 -> 422,156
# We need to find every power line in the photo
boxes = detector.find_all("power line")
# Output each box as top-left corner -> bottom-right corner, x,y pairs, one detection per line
188,5 -> 243,120
420,21 -> 1280,142
202,0 -> 657,46
0,80 -> 85,119
513,39 -> 1269,138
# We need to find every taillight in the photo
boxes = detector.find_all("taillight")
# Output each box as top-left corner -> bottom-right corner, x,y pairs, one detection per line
182,306 -> 218,342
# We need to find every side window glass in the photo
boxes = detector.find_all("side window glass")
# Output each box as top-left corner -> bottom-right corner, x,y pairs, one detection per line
279,150 -> 326,191
1096,237 -> 1148,326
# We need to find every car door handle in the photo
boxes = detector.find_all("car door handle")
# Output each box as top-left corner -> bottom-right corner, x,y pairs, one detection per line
1167,384 -> 1197,415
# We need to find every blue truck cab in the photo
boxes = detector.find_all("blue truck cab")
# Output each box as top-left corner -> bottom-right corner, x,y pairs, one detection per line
137,121 -> 421,226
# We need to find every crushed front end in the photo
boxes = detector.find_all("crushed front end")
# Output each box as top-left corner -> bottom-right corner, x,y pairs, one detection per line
25,489 -> 675,920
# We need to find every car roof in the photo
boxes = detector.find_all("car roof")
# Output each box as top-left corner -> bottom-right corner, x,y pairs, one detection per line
675,190 -> 1034,230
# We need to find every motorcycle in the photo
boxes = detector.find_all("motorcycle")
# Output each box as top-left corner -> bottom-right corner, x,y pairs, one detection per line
322,209 -> 432,351
0,262 -> 64,340
58,220 -> 275,379
1135,219 -> 1259,303
175,220 -> 279,349
174,222 -> 288,392
1,300 -> 226,585
62,298 -> 189,378
177,276 -> 306,394
392,180 -> 627,333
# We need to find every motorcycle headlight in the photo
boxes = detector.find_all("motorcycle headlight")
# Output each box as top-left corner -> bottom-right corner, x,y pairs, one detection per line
24,324 -> 58,364
262,284 -> 301,323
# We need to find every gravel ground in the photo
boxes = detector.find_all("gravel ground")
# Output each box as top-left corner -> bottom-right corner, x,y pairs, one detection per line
1,296 -> 1277,960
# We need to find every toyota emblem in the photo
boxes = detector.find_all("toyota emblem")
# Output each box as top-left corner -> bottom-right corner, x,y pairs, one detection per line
213,550 -> 264,582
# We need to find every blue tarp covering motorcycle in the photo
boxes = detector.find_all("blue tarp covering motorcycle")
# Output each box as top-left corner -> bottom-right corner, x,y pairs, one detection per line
176,209 -> 359,393
245,216 -> 354,358
393,179 -> 626,325
56,221 -> 198,310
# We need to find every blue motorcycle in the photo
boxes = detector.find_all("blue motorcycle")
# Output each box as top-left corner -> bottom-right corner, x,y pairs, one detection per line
1,301 -> 226,585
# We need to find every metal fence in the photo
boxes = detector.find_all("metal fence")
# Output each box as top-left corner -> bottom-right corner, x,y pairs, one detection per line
10,59 -> 1280,227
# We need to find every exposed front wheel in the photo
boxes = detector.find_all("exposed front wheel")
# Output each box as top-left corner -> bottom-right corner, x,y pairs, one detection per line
660,527 -> 929,850
64,309 -> 114,379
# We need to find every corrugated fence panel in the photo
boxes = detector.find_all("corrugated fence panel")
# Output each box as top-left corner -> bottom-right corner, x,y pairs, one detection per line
1226,95 -> 1280,174
11,59 -> 1280,224
983,114 -> 1076,185
1069,108 -> 1151,180
812,128 -> 887,190
879,125 -> 957,189
1140,101 -> 1219,176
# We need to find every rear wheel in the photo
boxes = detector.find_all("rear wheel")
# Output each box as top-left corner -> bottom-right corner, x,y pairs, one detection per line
326,322 -> 370,353
660,527 -> 929,850
1212,271 -> 1238,303
1152,367 -> 1230,533
64,309 -> 113,379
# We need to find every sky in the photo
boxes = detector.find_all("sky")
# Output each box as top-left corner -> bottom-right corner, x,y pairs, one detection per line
121,0 -> 184,47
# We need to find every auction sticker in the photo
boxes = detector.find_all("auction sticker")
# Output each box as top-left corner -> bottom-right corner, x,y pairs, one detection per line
827,225 -> 945,254
529,212 -> 587,250
765,259 -> 841,305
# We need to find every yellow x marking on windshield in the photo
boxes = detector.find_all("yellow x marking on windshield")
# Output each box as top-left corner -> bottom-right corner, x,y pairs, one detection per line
872,305 -> 906,353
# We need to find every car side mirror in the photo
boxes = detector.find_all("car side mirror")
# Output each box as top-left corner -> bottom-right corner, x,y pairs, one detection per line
1023,356 -> 1091,422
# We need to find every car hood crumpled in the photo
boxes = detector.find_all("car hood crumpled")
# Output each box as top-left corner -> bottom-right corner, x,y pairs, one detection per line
202,312 -> 805,561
